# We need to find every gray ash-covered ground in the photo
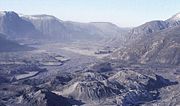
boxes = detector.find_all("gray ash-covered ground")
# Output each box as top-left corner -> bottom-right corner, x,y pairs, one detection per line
0,42 -> 179,106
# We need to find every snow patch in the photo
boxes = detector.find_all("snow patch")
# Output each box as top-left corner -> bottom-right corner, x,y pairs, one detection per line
169,12 -> 180,21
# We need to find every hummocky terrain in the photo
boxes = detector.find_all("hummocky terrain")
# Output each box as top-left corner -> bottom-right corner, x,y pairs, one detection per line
0,11 -> 179,106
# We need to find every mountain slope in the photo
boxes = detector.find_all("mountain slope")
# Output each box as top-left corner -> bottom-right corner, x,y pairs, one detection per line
127,12 -> 180,40
108,12 -> 180,66
0,11 -> 40,39
0,11 -> 128,42
130,21 -> 168,37
22,14 -> 127,41
166,12 -> 180,27
22,15 -> 68,40
90,22 -> 127,37
110,26 -> 180,66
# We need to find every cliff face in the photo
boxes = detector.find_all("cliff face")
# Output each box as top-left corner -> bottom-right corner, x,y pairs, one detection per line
0,11 -> 40,39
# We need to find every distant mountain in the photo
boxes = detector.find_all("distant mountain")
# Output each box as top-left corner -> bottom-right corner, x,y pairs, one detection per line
22,14 -> 126,41
62,21 -> 103,41
0,11 -> 127,42
110,26 -> 180,65
110,18 -> 174,48
166,12 -> 180,27
0,11 -> 40,39
22,15 -> 68,40
110,12 -> 180,66
90,22 -> 127,36
0,33 -> 32,52
128,12 -> 180,40
130,21 -> 168,38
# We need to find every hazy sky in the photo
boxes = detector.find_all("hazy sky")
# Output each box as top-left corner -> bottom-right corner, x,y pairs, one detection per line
1,0 -> 180,27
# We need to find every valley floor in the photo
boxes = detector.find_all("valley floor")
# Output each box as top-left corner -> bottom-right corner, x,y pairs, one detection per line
0,41 -> 179,106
